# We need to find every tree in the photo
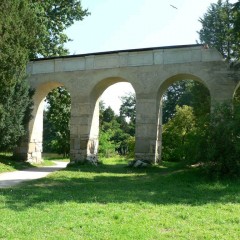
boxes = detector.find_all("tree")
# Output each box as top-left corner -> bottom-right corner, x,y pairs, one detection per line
43,87 -> 71,156
162,80 -> 193,123
0,0 -> 90,154
162,105 -> 196,162
37,1 -> 89,155
102,106 -> 116,123
162,80 -> 210,123
120,92 -> 136,124
198,0 -> 240,61
99,103 -> 133,157
232,1 -> 240,60
192,102 -> 240,178
99,105 -> 119,157
233,1 -> 240,30
0,1 -> 39,151
119,92 -> 136,136
30,0 -> 90,58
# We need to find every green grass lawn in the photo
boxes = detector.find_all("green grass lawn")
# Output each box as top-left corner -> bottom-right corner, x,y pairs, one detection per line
0,154 -> 33,173
0,157 -> 239,239
0,154 -> 62,173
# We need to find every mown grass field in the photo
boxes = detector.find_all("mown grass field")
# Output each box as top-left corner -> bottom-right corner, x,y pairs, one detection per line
0,157 -> 239,239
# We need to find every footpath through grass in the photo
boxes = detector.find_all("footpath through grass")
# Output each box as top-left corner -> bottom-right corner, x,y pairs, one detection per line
0,157 -> 239,239
0,154 -> 68,174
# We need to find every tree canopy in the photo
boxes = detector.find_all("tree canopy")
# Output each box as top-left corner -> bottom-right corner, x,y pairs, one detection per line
198,0 -> 240,61
0,1 -> 39,151
30,0 -> 89,58
0,0 -> 89,152
43,87 -> 71,156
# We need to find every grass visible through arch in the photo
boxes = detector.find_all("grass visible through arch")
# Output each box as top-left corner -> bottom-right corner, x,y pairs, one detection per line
0,157 -> 239,239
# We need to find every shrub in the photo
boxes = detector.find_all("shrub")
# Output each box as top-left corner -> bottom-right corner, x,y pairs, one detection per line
194,102 -> 240,178
162,105 -> 196,162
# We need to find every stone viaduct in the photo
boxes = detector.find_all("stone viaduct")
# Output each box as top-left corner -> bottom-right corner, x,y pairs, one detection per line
15,44 -> 240,163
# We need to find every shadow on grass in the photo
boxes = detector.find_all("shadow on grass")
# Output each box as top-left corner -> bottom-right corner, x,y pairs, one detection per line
0,161 -> 239,211
0,154 -> 33,172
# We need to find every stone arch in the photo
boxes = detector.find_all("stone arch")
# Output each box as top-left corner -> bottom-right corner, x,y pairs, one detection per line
85,76 -> 136,160
28,81 -> 70,163
90,76 -> 134,102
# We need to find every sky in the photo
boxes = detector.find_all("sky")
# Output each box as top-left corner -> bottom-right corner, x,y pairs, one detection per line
65,0 -> 238,113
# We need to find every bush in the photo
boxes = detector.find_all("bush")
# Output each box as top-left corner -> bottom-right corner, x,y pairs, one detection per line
162,105 -> 196,162
194,102 -> 240,178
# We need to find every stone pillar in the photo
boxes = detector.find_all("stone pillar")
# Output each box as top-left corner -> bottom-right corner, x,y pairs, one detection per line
14,98 -> 44,163
70,100 -> 99,163
27,98 -> 44,163
135,95 -> 160,164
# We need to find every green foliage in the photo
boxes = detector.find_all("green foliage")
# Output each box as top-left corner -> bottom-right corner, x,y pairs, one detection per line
102,106 -> 115,123
161,80 -> 210,164
37,1 -> 89,155
0,0 -> 37,151
99,101 -> 134,158
162,80 -> 210,123
233,1 -> 240,31
30,0 -> 90,58
126,136 -> 135,158
162,105 -> 196,162
98,130 -> 116,158
198,0 -> 240,61
120,92 -> 136,124
43,87 -> 71,156
0,0 -> 89,153
0,80 -> 34,151
193,102 -> 240,178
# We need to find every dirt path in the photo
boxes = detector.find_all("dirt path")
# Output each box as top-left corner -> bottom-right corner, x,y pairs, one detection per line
0,161 -> 68,188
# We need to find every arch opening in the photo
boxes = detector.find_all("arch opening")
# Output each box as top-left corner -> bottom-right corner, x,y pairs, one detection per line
157,74 -> 211,164
90,78 -> 136,163
43,86 -> 71,159
16,82 -> 71,163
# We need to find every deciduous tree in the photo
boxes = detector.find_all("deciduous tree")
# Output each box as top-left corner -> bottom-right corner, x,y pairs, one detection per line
31,0 -> 90,58
43,87 -> 71,156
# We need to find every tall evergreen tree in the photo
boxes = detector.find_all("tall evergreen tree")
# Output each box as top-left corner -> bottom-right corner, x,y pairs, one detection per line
0,0 -> 89,153
0,1 -> 39,151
